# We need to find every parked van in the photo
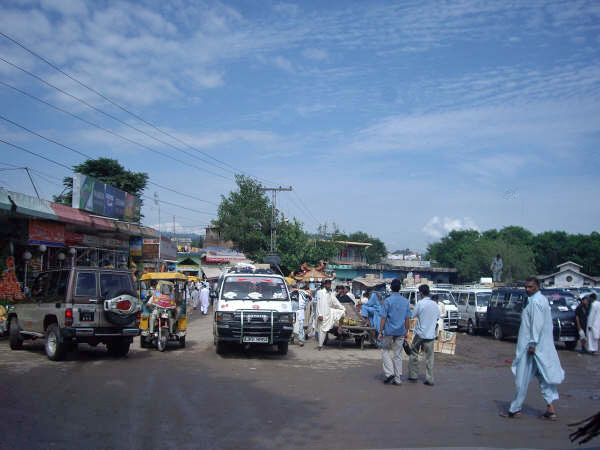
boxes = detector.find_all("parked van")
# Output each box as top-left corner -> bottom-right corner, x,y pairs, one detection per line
212,265 -> 294,355
452,286 -> 492,335
399,286 -> 459,330
486,287 -> 578,350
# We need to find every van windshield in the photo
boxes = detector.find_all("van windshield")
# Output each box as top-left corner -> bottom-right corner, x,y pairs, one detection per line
476,293 -> 491,307
222,276 -> 287,301
432,292 -> 457,306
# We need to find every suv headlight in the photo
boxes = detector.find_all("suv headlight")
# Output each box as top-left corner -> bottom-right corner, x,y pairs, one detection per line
216,312 -> 234,322
278,313 -> 295,323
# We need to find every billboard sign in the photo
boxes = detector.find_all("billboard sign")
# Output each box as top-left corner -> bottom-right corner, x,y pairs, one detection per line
72,173 -> 141,222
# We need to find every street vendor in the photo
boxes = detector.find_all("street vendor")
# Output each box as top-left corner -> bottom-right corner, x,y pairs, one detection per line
316,279 -> 345,350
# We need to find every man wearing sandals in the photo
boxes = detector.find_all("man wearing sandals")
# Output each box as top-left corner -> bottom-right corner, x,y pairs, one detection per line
501,277 -> 564,420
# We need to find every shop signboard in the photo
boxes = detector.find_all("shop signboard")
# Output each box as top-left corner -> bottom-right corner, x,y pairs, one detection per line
72,173 -> 141,222
130,236 -> 143,257
28,220 -> 65,246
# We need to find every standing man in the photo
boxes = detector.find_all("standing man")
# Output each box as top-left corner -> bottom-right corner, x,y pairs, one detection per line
500,277 -> 564,420
191,286 -> 200,310
408,284 -> 440,386
377,279 -> 411,385
296,291 -> 309,347
316,279 -> 345,351
575,294 -> 590,352
587,293 -> 600,355
199,283 -> 210,316
491,254 -> 503,282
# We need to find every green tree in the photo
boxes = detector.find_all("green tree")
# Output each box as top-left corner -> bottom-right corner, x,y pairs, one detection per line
214,175 -> 272,262
54,158 -> 148,207
347,231 -> 388,264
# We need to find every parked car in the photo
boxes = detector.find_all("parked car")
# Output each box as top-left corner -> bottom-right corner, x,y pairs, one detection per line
486,287 -> 578,350
452,286 -> 492,335
7,267 -> 141,360
400,286 -> 459,330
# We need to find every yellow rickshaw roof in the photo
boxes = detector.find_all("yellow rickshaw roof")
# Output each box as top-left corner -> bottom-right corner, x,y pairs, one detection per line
140,272 -> 188,281
187,276 -> 200,282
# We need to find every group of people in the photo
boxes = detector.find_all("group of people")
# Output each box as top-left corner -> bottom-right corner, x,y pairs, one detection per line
575,292 -> 600,354
374,281 -> 440,386
189,281 -> 211,315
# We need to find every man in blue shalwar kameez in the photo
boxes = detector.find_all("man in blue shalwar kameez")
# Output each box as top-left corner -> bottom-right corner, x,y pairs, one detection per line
501,277 -> 565,420
362,290 -> 384,347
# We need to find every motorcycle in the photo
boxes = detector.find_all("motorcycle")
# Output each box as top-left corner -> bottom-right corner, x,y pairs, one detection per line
153,306 -> 174,352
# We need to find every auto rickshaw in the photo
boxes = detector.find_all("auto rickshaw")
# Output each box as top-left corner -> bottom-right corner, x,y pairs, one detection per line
139,272 -> 189,349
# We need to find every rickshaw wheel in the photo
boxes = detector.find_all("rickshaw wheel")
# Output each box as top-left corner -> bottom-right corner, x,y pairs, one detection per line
179,336 -> 186,348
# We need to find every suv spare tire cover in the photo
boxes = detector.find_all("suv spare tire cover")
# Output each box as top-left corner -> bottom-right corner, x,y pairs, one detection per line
103,289 -> 138,326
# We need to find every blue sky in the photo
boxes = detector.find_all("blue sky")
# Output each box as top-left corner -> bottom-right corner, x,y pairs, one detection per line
0,0 -> 599,252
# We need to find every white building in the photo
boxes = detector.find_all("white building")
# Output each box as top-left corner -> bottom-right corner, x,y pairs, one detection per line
537,261 -> 599,288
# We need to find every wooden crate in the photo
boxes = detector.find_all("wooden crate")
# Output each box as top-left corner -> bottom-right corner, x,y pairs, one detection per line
434,330 -> 456,355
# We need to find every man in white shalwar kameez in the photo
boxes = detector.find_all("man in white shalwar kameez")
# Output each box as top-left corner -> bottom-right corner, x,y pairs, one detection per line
501,277 -> 564,420
199,284 -> 210,315
316,279 -> 345,350
191,287 -> 200,310
586,293 -> 600,354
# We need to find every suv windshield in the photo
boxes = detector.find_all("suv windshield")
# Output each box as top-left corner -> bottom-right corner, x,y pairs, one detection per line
476,293 -> 491,307
222,276 -> 287,301
543,291 -> 576,310
431,291 -> 457,306
100,273 -> 134,299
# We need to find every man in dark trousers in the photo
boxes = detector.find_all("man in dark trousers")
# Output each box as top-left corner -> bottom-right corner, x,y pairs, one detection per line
377,279 -> 411,385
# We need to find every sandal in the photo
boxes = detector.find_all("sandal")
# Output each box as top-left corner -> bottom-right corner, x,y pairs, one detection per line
499,411 -> 522,418
540,411 -> 557,421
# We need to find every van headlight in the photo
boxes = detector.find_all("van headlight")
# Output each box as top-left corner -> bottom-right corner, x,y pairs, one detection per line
278,313 -> 295,323
216,312 -> 234,322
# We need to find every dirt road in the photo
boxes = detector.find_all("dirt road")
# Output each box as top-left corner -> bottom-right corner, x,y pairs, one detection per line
1,311 -> 598,449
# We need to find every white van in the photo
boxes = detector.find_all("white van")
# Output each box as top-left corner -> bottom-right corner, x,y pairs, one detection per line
212,265 -> 294,355
452,286 -> 492,335
399,286 -> 459,330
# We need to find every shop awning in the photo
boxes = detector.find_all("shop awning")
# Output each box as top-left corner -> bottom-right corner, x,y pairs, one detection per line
51,202 -> 115,232
202,266 -> 224,280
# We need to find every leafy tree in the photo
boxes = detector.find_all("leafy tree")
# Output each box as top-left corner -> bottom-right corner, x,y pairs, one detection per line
54,158 -> 148,207
347,231 -> 388,264
214,175 -> 271,262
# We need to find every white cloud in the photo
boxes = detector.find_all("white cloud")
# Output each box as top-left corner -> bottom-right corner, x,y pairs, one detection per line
423,216 -> 479,240
302,48 -> 328,61
273,55 -> 294,72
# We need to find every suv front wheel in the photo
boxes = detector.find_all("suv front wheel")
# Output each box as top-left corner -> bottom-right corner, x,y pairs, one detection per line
493,324 -> 504,341
9,317 -> 24,350
45,323 -> 67,361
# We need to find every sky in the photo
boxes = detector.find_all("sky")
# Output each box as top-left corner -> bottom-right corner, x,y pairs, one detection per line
0,0 -> 599,252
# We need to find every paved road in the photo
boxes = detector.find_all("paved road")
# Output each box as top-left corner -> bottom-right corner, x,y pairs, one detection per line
1,311 -> 599,450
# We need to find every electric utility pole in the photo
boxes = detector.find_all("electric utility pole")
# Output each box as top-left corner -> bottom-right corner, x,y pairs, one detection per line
260,186 -> 292,252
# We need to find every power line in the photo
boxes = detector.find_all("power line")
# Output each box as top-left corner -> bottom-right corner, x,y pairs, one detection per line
0,138 -> 71,169
0,114 -> 93,159
0,59 -> 232,180
1,138 -> 217,218
0,112 -> 219,207
0,30 -> 282,186
147,181 -> 218,207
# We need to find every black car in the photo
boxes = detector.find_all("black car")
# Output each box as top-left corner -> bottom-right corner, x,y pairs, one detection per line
486,287 -> 578,350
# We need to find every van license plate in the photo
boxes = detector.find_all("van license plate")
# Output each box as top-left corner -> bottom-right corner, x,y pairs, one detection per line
559,336 -> 576,341
243,336 -> 269,343
80,311 -> 94,321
